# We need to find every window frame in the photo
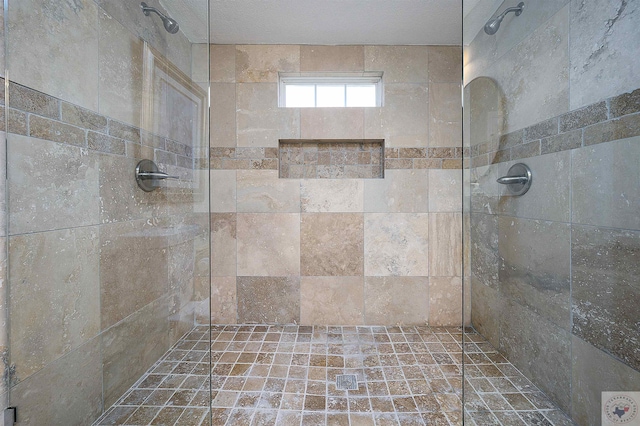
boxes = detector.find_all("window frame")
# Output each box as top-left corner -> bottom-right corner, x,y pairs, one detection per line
278,72 -> 384,108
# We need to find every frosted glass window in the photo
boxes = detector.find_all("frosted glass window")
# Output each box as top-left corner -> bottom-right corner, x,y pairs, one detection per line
286,85 -> 315,107
317,85 -> 346,107
279,72 -> 383,108
346,85 -> 377,107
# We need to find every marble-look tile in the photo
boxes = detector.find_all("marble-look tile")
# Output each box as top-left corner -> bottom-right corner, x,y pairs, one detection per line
236,213 -> 300,276
364,277 -> 429,325
8,0 -> 99,111
8,135 -> 100,235
364,213 -> 429,276
470,279 -> 501,348
569,0 -> 640,109
10,338 -> 102,426
211,170 -> 237,213
301,179 -> 364,212
470,213 -> 499,289
498,217 -> 571,330
210,83 -> 236,147
99,220 -> 169,329
364,169 -> 428,213
236,83 -> 300,147
211,45 -> 236,82
572,136 -> 640,230
571,335 -> 640,426
571,225 -> 640,371
499,299 -> 572,412
428,169 -> 462,212
364,46 -> 428,83
237,170 -> 300,212
300,277 -> 364,325
479,5 -> 570,133
429,277 -> 462,327
429,83 -> 462,148
102,297 -> 170,407
98,10 -> 144,128
300,108 -> 365,139
429,46 -> 462,83
301,45 -> 364,72
236,45 -> 299,83
9,227 -> 100,382
211,277 -> 237,324
429,213 -> 462,277
301,213 -> 364,276
365,84 -> 429,147
211,213 -> 237,277
237,276 -> 300,323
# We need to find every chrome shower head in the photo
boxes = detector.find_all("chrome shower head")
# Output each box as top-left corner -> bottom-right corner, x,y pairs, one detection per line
140,2 -> 180,34
484,2 -> 524,35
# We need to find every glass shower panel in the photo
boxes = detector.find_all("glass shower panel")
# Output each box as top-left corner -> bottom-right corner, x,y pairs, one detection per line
463,1 -> 640,425
3,0 -> 210,424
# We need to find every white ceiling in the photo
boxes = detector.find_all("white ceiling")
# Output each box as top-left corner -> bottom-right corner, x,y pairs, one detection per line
161,0 -> 462,45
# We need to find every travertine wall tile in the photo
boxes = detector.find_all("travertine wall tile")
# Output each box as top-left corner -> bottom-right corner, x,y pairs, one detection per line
210,83 -> 236,147
364,46 -> 428,83
236,213 -> 300,276
429,83 -> 462,148
211,277 -> 237,323
210,45 -> 236,82
301,45 -> 364,72
211,213 -> 237,277
429,277 -> 462,326
429,46 -> 462,83
364,169 -> 428,213
237,276 -> 300,323
429,213 -> 462,277
428,169 -> 462,212
300,108 -> 364,139
364,277 -> 429,325
364,213 -> 429,276
301,179 -> 364,212
237,170 -> 300,212
236,45 -> 299,83
301,213 -> 364,276
300,277 -> 364,325
9,227 -> 100,382
210,170 -> 237,213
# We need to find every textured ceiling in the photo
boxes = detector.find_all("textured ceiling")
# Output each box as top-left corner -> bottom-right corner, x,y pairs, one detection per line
161,0 -> 462,45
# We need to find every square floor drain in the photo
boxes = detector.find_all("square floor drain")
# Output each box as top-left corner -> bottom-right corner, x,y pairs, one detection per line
336,374 -> 359,390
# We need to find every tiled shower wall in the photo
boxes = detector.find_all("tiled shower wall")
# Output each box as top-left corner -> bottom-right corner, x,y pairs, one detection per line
204,44 -> 466,327
464,1 -> 640,425
1,1 -> 208,424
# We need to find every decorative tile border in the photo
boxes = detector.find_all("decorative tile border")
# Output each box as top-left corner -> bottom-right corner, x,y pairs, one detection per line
0,78 -> 204,168
279,140 -> 384,179
470,87 -> 640,168
210,147 -> 279,170
385,147 -> 464,170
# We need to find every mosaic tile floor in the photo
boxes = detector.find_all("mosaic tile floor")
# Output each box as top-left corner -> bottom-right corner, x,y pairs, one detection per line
94,325 -> 575,426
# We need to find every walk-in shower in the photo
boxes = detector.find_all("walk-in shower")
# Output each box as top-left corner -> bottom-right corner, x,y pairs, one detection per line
141,2 -> 180,34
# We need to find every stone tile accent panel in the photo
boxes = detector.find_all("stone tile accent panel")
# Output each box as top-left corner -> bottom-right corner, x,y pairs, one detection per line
210,146 -> 279,170
571,225 -> 640,371
470,87 -> 640,168
279,140 -> 383,179
237,277 -> 301,323
97,324 -> 573,426
300,213 -> 364,276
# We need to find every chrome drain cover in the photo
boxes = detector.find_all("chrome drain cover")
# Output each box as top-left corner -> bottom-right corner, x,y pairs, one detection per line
336,374 -> 359,390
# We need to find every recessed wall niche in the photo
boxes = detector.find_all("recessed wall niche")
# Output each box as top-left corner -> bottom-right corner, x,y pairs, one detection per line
279,139 -> 384,179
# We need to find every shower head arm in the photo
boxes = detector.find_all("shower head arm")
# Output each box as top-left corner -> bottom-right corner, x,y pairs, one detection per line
140,2 -> 169,21
494,2 -> 525,21
484,2 -> 524,35
140,2 -> 180,34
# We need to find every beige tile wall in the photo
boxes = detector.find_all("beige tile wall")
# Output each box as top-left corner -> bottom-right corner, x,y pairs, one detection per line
209,44 -> 463,327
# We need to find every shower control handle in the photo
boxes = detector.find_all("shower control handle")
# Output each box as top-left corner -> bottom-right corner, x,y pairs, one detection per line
496,163 -> 532,196
496,176 -> 528,185
137,171 -> 180,180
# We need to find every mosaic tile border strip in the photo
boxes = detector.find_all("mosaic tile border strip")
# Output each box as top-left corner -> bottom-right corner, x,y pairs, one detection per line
0,78 -> 204,168
470,87 -> 640,168
94,324 -> 574,426
279,140 -> 384,179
